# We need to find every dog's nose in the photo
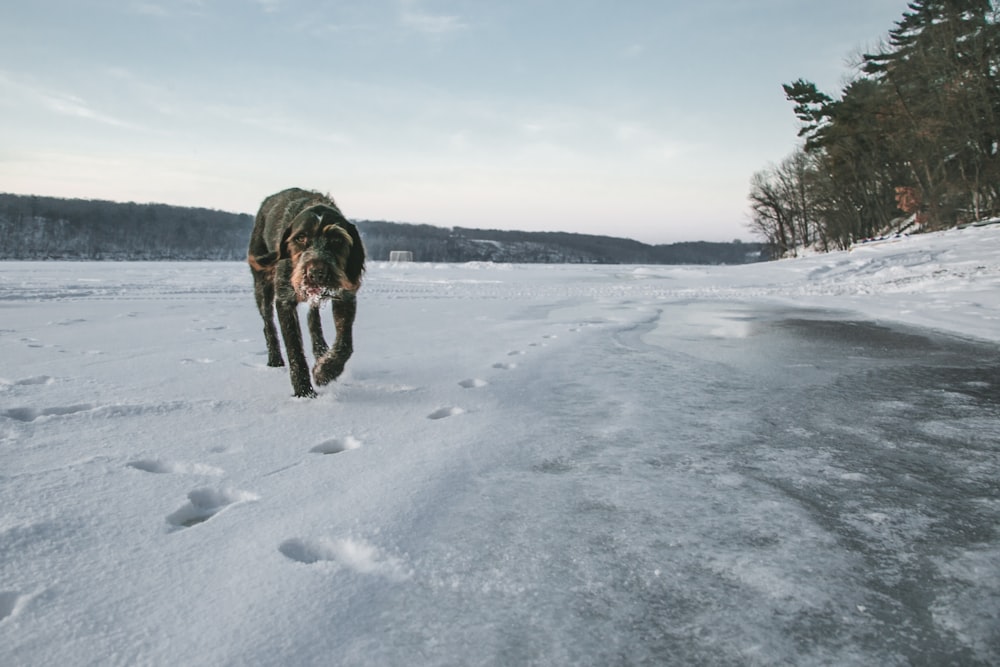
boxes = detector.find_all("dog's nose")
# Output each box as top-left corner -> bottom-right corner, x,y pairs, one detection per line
306,263 -> 330,283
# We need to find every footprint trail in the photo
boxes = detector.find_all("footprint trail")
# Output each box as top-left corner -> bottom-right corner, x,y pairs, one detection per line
128,459 -> 224,476
279,537 -> 411,581
310,436 -> 363,455
428,407 -> 464,420
166,488 -> 258,530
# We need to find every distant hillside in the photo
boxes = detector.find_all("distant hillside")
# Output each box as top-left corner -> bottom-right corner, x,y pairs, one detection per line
0,193 -> 253,261
0,193 -> 766,264
360,220 -> 765,264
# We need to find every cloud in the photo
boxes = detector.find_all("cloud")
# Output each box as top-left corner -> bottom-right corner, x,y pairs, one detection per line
204,102 -> 354,147
399,0 -> 468,35
128,0 -> 208,18
43,94 -> 138,129
255,0 -> 282,14
129,3 -> 169,18
622,43 -> 644,59
0,71 -> 139,130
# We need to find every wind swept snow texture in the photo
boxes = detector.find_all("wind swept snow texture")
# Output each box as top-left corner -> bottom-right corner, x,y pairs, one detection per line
1,225 -> 999,666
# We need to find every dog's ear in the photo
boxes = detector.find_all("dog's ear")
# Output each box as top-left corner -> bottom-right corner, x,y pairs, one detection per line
341,221 -> 366,289
277,225 -> 295,261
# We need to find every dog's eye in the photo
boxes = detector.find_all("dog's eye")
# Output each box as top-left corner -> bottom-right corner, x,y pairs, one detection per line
322,225 -> 352,247
293,234 -> 308,244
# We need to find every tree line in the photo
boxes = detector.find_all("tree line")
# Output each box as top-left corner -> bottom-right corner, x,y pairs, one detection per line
0,193 -> 765,265
0,193 -> 253,260
749,0 -> 999,255
360,219 -> 763,264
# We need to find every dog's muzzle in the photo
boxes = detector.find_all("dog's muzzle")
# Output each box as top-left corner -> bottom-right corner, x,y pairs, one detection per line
305,261 -> 333,286
293,256 -> 346,303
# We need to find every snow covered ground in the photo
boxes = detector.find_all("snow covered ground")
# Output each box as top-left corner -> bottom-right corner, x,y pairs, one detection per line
1,224 -> 998,666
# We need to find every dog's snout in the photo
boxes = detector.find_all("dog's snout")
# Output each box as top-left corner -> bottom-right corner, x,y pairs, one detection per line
306,262 -> 331,283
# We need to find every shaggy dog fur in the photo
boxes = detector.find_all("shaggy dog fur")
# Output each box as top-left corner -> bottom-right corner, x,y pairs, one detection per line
248,188 -> 365,397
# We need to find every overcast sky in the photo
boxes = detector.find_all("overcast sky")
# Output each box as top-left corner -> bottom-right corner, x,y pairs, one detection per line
0,1 -> 908,243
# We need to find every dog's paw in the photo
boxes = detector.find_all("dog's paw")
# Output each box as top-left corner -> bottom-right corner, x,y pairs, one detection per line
293,384 -> 318,399
313,356 -> 346,386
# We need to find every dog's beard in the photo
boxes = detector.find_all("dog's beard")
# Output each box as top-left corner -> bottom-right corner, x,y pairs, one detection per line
301,283 -> 338,305
291,258 -> 347,304
296,272 -> 342,304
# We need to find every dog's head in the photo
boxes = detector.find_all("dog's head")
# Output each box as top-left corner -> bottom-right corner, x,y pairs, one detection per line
278,204 -> 365,302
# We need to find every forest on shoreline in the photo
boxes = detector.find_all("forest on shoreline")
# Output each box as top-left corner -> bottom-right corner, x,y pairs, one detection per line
749,1 -> 999,255
0,193 -> 764,265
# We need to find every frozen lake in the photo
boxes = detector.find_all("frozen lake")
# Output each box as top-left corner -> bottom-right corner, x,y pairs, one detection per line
2,227 -> 999,666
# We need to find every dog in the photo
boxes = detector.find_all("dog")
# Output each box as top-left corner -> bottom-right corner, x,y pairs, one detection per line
248,188 -> 365,397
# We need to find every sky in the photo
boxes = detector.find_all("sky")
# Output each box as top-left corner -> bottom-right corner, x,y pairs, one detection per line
0,1 -> 910,244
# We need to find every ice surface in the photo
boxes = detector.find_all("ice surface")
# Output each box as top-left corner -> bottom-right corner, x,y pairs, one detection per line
1,225 -> 998,665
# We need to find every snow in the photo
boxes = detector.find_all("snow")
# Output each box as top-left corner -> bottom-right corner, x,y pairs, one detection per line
1,224 -> 999,665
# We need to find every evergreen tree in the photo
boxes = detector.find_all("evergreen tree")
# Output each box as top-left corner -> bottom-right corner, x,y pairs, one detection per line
760,0 -> 1000,252
863,0 -> 1000,223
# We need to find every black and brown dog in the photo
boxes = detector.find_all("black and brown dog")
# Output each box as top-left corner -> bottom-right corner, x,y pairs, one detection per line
248,188 -> 365,397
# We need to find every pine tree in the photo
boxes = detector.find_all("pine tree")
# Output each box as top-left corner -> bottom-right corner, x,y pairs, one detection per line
863,0 -> 1000,224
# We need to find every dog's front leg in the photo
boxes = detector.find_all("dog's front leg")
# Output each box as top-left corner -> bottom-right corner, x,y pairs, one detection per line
313,292 -> 356,386
307,304 -> 329,360
275,265 -> 316,398
277,300 -> 316,397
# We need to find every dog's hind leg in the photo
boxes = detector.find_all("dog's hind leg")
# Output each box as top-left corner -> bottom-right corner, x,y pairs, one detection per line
253,269 -> 284,367
313,292 -> 356,386
306,304 -> 329,360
